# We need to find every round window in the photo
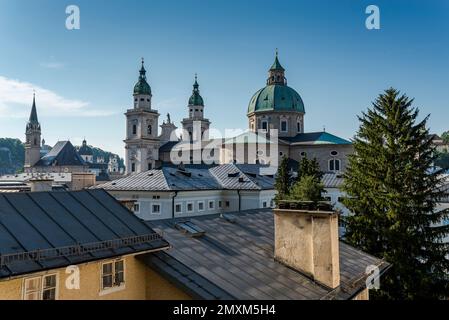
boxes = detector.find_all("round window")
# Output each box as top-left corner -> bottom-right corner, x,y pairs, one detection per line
331,151 -> 338,156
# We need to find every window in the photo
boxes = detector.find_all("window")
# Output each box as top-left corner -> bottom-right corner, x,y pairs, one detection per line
148,163 -> 152,171
187,202 -> 194,213
329,159 -> 341,172
261,121 -> 268,130
300,151 -> 307,157
23,275 -> 57,300
279,152 -> 284,157
330,150 -> 339,156
147,125 -> 152,135
152,195 -> 161,199
42,275 -> 57,300
225,201 -> 230,208
175,203 -> 182,214
151,204 -> 161,214
133,203 -> 140,213
132,125 -> 137,135
218,201 -> 223,209
102,260 -> 125,291
198,201 -> 205,212
281,120 -> 287,132
263,201 -> 268,208
131,163 -> 136,172
297,122 -> 301,133
140,98 -> 144,101
208,200 -> 215,210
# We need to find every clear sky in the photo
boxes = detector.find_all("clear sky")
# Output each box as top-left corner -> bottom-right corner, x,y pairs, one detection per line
0,0 -> 448,157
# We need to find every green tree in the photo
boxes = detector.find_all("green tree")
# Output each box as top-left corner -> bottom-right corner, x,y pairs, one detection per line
441,131 -> 449,144
342,88 -> 449,300
287,175 -> 325,202
298,157 -> 323,182
274,156 -> 292,201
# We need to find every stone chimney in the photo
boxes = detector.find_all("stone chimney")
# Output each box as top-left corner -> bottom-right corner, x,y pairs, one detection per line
273,203 -> 340,289
29,179 -> 53,192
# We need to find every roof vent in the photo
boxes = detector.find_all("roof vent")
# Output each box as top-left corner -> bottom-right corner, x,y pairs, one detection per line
238,177 -> 246,183
175,221 -> 205,237
148,173 -> 154,177
228,172 -> 239,178
220,213 -> 237,223
178,171 -> 192,177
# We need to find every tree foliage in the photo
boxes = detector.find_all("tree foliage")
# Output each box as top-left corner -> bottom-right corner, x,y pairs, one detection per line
342,88 -> 449,299
274,156 -> 292,202
286,175 -> 325,202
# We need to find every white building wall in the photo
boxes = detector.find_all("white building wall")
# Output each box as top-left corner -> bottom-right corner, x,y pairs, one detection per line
106,189 -> 276,221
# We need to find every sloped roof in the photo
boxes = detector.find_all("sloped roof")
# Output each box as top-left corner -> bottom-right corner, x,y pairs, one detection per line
94,164 -> 275,192
281,132 -> 352,145
35,141 -> 86,167
322,172 -> 345,188
0,189 -> 169,279
144,209 -> 389,300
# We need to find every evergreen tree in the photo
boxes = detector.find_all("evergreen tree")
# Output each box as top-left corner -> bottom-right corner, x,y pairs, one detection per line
287,175 -> 325,202
298,157 -> 323,182
275,156 -> 292,202
342,88 -> 449,299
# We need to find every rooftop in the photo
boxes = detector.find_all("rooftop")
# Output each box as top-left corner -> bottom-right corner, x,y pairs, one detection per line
35,141 -> 86,167
143,209 -> 389,300
93,164 -> 275,192
0,189 -> 169,279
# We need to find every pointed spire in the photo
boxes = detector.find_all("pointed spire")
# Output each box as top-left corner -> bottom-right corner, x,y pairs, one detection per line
139,57 -> 147,79
193,73 -> 199,91
29,92 -> 39,123
270,48 -> 285,71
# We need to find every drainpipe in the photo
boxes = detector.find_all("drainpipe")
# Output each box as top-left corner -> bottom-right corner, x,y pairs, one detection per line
237,190 -> 241,211
172,191 -> 178,219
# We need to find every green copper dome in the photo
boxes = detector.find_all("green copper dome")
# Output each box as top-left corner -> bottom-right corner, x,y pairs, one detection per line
188,76 -> 204,106
248,52 -> 304,115
247,85 -> 305,114
133,60 -> 152,95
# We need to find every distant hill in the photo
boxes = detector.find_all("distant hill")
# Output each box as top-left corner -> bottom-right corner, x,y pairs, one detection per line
0,138 -> 125,175
0,138 -> 25,174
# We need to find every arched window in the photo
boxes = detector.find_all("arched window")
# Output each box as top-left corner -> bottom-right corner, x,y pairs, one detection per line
132,125 -> 137,135
147,125 -> 152,135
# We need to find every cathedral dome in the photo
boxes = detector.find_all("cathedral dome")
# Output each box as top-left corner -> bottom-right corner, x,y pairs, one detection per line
247,52 -> 305,115
247,84 -> 305,115
133,60 -> 152,96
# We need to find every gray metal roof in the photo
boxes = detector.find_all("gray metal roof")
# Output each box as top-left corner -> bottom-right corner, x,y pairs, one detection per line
322,172 -> 345,188
35,141 -> 86,167
0,189 -> 169,279
144,209 -> 389,300
94,164 -> 275,192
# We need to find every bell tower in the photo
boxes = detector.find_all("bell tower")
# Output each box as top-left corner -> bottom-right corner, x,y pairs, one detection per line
24,93 -> 42,169
181,75 -> 211,141
124,59 -> 160,174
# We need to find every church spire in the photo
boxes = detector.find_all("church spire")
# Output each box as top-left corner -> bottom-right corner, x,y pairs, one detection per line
188,74 -> 204,106
133,57 -> 152,99
29,92 -> 39,124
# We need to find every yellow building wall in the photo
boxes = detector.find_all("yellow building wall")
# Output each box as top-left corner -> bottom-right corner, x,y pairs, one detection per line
0,254 -> 191,300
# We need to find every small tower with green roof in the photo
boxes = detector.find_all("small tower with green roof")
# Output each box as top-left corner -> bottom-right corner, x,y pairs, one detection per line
125,58 -> 160,174
24,93 -> 42,168
181,74 -> 211,141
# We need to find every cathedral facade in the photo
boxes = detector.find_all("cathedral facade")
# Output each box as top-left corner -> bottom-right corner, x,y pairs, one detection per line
124,53 -> 353,175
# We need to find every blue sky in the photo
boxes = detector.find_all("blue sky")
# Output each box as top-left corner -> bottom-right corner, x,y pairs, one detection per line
0,0 -> 448,156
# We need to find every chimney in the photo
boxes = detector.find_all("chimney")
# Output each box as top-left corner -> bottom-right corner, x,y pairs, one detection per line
273,203 -> 340,289
29,179 -> 53,192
